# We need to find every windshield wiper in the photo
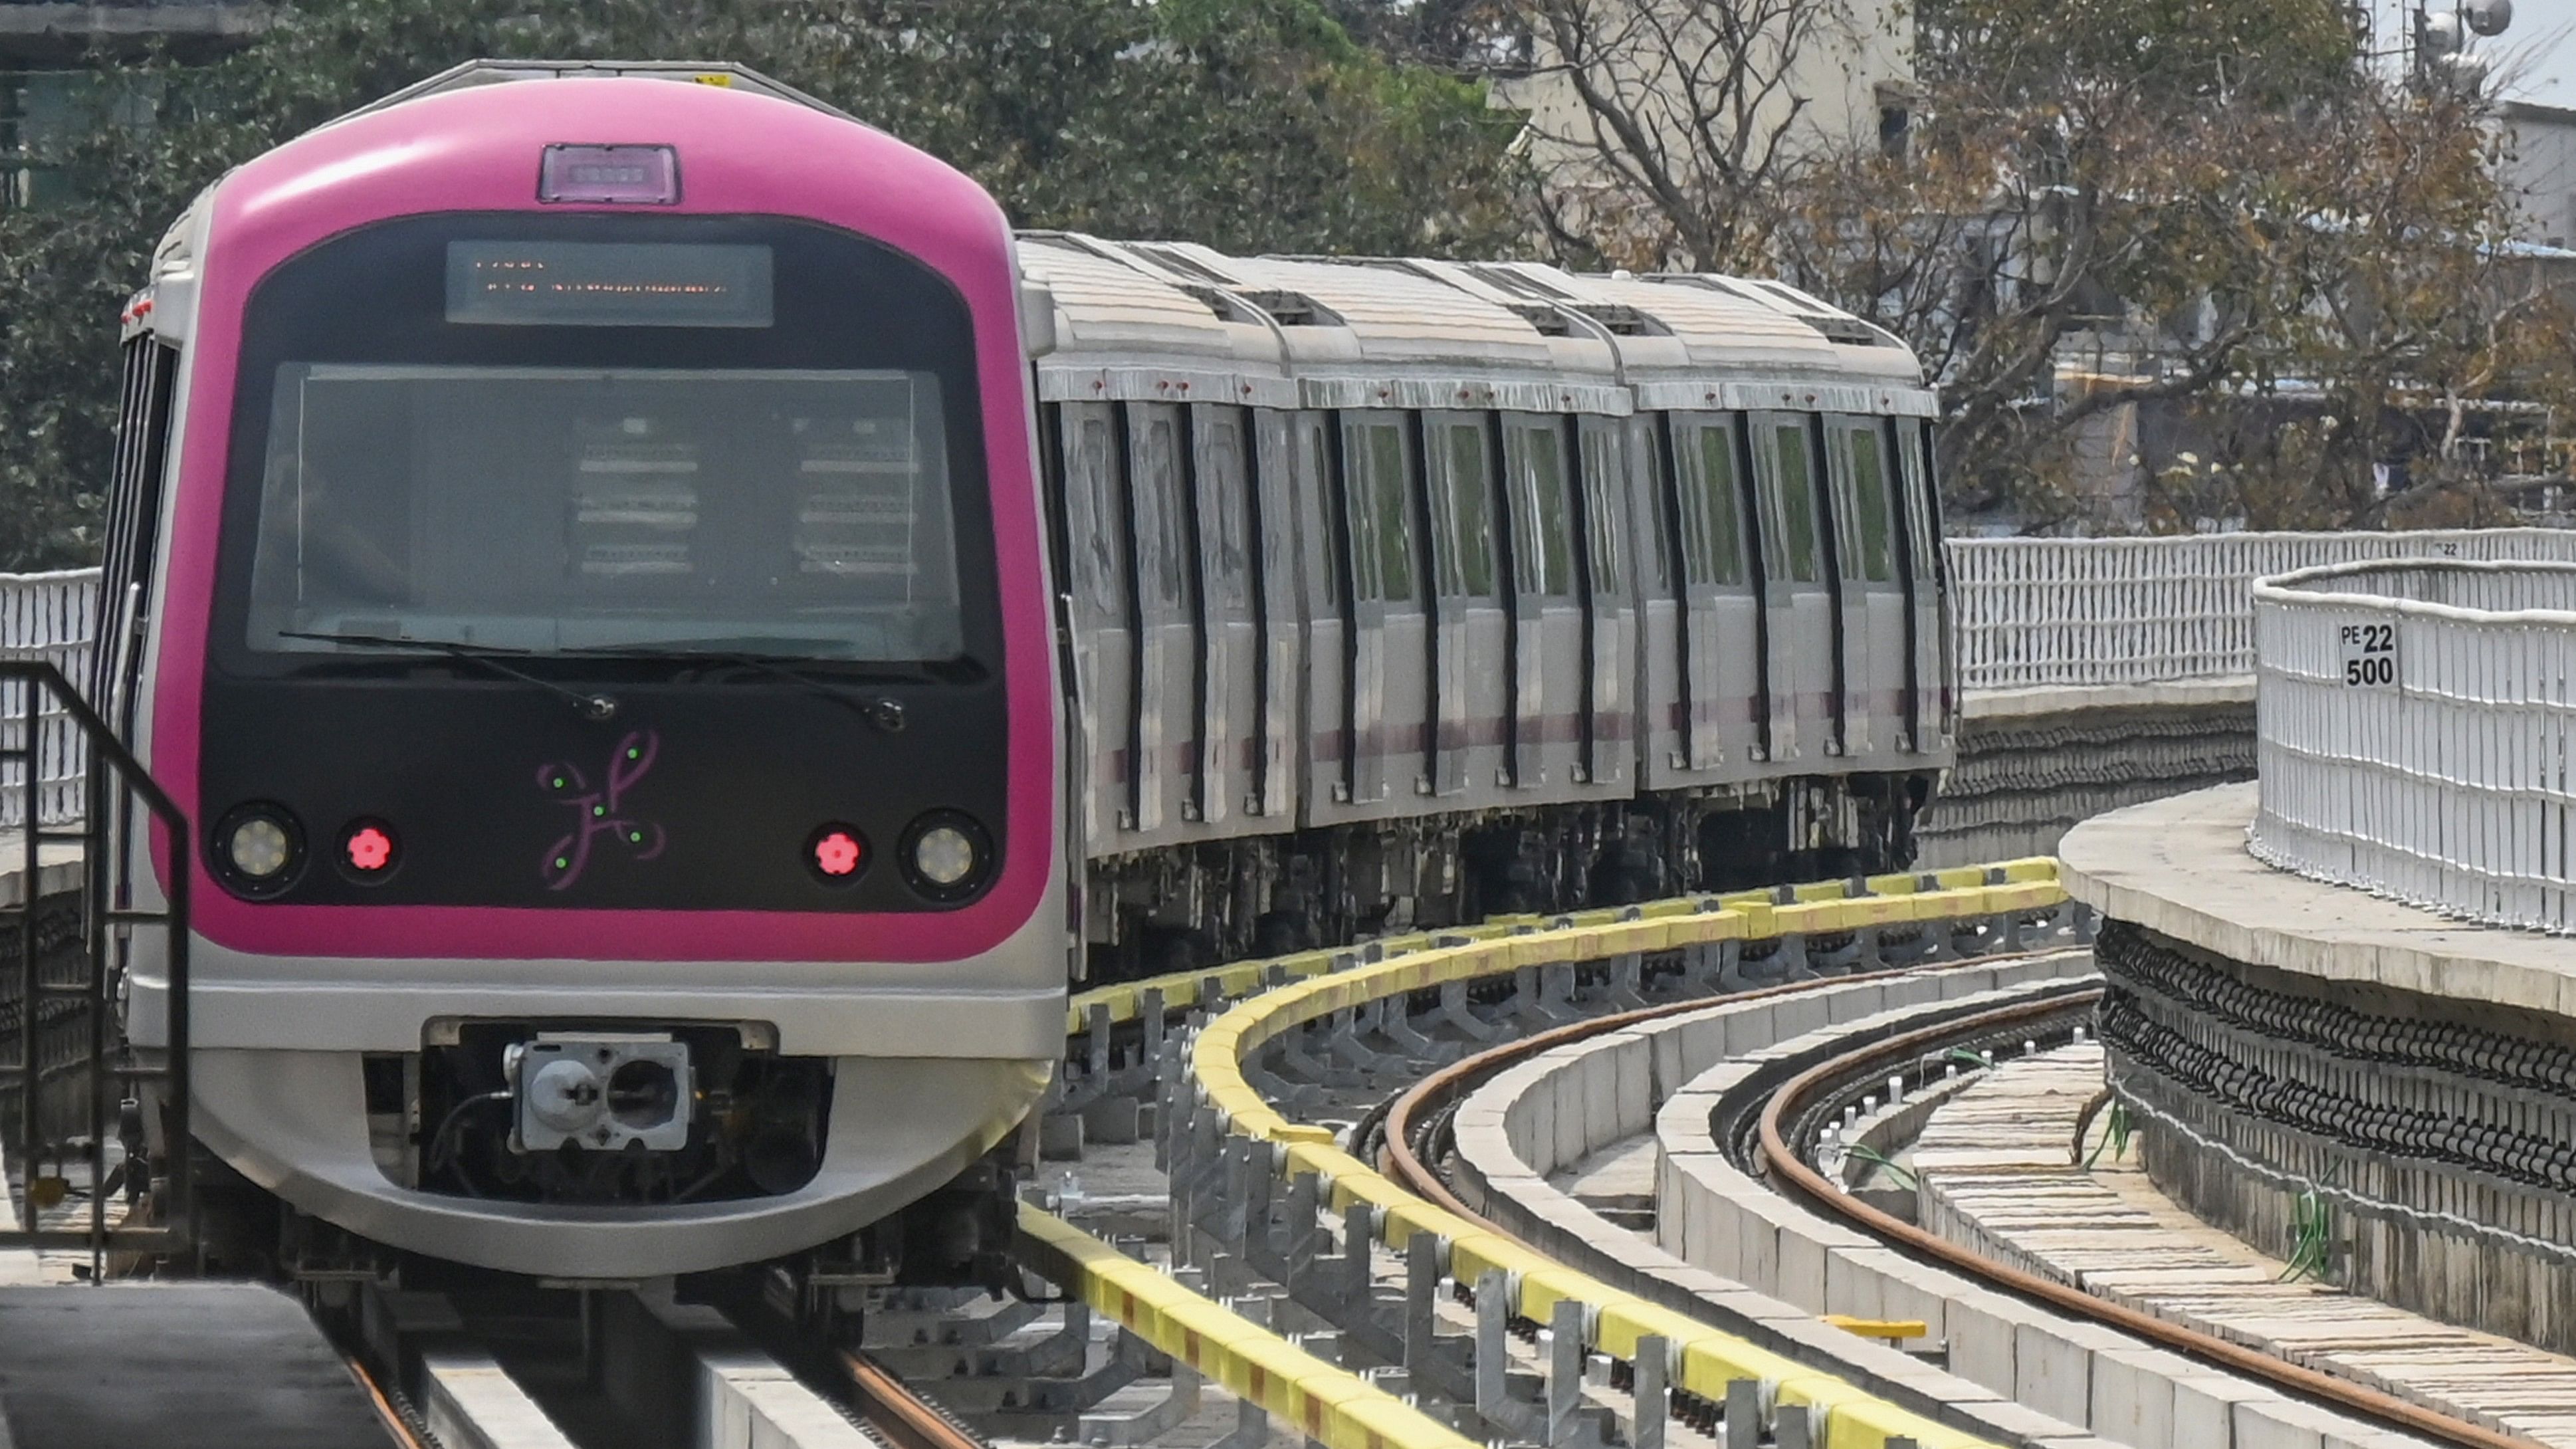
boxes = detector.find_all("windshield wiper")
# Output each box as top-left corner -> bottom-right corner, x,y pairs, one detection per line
564,643 -> 917,732
569,637 -> 980,687
564,641 -> 968,732
275,630 -> 618,721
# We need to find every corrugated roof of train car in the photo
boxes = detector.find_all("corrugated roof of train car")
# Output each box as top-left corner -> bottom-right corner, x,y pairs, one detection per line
1227,254 -> 1577,374
1539,267 -> 1895,379
1016,233 -> 1269,366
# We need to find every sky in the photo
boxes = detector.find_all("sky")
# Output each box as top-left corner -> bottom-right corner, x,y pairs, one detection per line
2378,0 -> 2576,104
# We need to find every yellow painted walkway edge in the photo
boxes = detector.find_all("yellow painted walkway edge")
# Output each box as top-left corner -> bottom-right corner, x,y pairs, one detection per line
1016,1203 -> 1480,1449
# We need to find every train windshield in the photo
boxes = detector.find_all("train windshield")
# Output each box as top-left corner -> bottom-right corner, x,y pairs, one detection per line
242,364 -> 964,663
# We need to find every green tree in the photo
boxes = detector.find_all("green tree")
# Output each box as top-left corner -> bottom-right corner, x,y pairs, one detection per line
1501,0 -> 2573,527
0,0 -> 1520,569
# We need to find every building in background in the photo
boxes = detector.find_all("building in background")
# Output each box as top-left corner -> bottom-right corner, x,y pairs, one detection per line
1483,0 -> 1914,260
1,1 -> 259,208
2502,99 -> 2576,247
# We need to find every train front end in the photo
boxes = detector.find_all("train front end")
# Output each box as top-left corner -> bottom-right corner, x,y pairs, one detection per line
111,65 -> 1065,1281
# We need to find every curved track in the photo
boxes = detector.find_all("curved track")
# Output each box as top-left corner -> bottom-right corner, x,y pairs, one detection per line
1384,971 -> 2534,1449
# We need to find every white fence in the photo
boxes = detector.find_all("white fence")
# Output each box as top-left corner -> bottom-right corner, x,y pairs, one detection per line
0,569 -> 100,832
8,530 -> 2576,833
1947,530 -> 2576,692
2250,559 -> 2576,933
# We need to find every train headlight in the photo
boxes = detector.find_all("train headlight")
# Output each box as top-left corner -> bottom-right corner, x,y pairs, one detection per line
900,812 -> 992,902
213,804 -> 305,897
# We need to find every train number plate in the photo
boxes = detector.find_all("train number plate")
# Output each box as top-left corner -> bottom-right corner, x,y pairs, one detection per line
2339,622 -> 2398,688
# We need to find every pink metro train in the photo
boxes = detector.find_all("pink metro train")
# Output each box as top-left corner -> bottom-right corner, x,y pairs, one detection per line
92,61 -> 1951,1291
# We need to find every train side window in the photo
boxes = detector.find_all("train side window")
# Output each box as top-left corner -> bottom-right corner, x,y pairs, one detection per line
1503,417 -> 1574,597
1673,413 -> 1747,588
1196,405 -> 1252,613
1632,417 -> 1672,596
1578,418 -> 1624,597
1062,405 -> 1127,623
1132,404 -> 1193,610
95,336 -> 180,725
1298,412 -> 1344,611
1899,419 -> 1940,582
1834,417 -> 1897,583
1764,418 -> 1824,584
1341,412 -> 1416,603
1428,413 -> 1497,598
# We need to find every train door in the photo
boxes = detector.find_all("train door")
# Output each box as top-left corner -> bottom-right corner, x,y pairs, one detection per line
1501,415 -> 1580,788
1125,402 -> 1198,834
1826,415 -> 1905,760
1631,415 -> 1687,785
1576,417 -> 1632,788
1422,411 -> 1505,798
1190,406 -> 1260,826
1339,411 -> 1426,806
1058,403 -> 1130,850
1750,412 -> 1834,760
1296,413 -> 1349,818
1893,417 -> 1950,752
1670,412 -> 1763,770
1249,409 -> 1299,816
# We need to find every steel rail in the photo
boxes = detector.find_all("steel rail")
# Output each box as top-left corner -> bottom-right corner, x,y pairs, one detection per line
841,1347 -> 990,1449
1376,954 -> 2058,1214
340,1351 -> 433,1449
1384,970 -> 2537,1449
1753,996 -> 2537,1449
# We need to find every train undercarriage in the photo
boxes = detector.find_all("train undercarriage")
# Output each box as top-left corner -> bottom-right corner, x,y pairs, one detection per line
1077,770 -> 1940,981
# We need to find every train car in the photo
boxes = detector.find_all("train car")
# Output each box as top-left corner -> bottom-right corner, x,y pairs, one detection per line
92,62 -> 1068,1287
88,57 -> 1949,1289
1013,239 -> 1953,978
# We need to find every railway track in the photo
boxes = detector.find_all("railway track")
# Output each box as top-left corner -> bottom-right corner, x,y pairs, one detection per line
325,1279 -> 984,1449
1741,993 -> 2530,1449
1385,958 -> 2542,1449
0,858 -> 2143,1449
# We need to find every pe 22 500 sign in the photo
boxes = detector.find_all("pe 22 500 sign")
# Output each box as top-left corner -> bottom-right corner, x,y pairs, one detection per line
2339,622 -> 2398,687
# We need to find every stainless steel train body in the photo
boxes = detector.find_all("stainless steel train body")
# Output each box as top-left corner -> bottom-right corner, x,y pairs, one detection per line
1017,238 -> 1955,974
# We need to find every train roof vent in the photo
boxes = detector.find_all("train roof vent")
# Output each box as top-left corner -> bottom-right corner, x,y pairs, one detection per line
1173,284 -> 1271,328
1235,290 -> 1346,328
1502,303 -> 1575,336
344,60 -> 855,123
1571,303 -> 1670,337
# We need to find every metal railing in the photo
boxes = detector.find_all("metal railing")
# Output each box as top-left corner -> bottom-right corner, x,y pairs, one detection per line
1947,530 -> 2576,693
0,569 -> 98,830
2250,559 -> 2576,933
11,530 -> 2576,790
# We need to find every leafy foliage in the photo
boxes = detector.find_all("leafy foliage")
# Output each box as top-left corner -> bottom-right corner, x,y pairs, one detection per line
0,0 -> 1522,568
1493,0 -> 2575,528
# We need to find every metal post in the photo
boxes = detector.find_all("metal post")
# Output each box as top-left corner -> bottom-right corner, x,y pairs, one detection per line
1285,1172 -> 1320,1274
1341,1201 -> 1373,1304
1633,1335 -> 1667,1449
17,673 -> 39,1228
1546,1299 -> 1582,1446
85,669 -> 106,1278
1473,1270 -> 1509,1422
1724,1379 -> 1760,1449
1404,1232 -> 1438,1376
